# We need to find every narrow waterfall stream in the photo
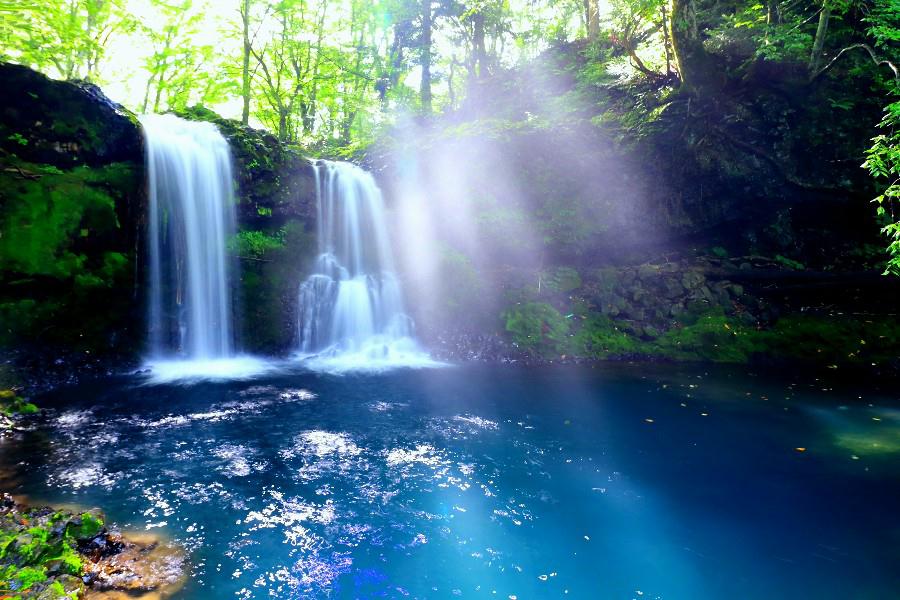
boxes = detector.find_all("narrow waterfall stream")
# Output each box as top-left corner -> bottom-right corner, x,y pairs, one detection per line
297,160 -> 434,370
141,114 -> 268,381
143,114 -> 236,359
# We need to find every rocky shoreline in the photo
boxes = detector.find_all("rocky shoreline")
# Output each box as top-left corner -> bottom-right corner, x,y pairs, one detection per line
0,494 -> 185,599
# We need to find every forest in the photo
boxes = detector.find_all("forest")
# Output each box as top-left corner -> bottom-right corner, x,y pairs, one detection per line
1,0 -> 900,598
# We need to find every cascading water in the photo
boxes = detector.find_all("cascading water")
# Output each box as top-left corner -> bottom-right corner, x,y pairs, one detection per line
297,160 -> 434,370
141,114 -> 267,382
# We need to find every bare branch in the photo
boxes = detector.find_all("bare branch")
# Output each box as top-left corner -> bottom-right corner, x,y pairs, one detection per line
812,43 -> 900,83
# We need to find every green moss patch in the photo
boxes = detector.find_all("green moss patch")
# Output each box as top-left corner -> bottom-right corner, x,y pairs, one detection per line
0,390 -> 38,416
0,158 -> 138,348
0,503 -> 102,598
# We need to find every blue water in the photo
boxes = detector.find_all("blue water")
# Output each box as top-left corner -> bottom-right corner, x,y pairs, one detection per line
2,364 -> 898,599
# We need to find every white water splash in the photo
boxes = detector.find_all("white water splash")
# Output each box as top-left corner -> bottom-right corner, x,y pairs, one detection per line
296,160 -> 441,372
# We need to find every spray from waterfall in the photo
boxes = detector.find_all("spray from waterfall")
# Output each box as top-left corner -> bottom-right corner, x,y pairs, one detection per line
297,160 -> 436,371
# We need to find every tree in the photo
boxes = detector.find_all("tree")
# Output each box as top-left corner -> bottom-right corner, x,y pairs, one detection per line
240,0 -> 254,125
670,0 -> 716,91
586,0 -> 600,40
140,0 -> 227,114
420,0 -> 434,113
862,0 -> 900,275
4,0 -> 133,82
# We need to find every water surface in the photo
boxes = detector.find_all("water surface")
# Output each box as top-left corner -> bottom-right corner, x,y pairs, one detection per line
2,364 -> 898,599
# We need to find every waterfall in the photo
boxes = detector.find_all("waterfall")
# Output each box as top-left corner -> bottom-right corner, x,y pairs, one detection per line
141,113 -> 238,369
297,160 -> 433,370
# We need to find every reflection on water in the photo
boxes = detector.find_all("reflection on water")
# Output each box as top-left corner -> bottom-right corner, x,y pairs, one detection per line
2,364 -> 899,599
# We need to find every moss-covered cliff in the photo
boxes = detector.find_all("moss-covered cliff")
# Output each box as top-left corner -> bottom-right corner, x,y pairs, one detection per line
0,63 -> 144,357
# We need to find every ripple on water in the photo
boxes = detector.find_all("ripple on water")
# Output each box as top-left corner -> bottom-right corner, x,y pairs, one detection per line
241,490 -> 355,598
280,431 -> 368,484
135,390 -> 315,430
51,462 -> 122,490
212,443 -> 268,478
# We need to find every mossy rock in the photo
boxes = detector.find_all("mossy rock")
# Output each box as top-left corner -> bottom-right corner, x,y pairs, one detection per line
0,62 -> 141,167
0,64 -> 144,356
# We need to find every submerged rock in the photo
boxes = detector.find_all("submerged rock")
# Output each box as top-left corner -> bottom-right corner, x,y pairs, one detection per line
85,533 -> 185,594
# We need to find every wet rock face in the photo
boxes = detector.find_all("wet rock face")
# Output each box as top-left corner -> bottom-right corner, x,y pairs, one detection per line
583,260 -> 759,333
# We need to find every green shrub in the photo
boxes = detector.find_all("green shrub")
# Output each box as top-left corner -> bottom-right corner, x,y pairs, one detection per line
503,302 -> 571,356
228,229 -> 286,259
656,312 -> 767,363
573,314 -> 644,357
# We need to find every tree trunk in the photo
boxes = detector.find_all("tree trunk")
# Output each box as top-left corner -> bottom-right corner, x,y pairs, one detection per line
767,0 -> 781,26
662,4 -> 672,74
153,65 -> 167,113
141,72 -> 155,114
670,0 -> 716,92
588,0 -> 600,40
808,3 -> 831,75
420,0 -> 433,114
473,10 -> 487,79
278,110 -> 288,142
241,0 -> 251,125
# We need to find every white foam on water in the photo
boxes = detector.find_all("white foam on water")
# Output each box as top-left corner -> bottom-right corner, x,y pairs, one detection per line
296,337 -> 446,374
141,356 -> 277,385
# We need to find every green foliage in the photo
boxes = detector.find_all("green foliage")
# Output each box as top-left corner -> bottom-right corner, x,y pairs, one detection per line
0,505 -> 97,598
655,311 -> 766,362
503,302 -> 571,356
0,390 -> 39,416
864,99 -> 900,275
236,220 -> 315,352
5,0 -> 591,148
228,229 -> 286,259
0,162 -> 133,278
65,513 -> 104,541
12,566 -> 47,589
774,254 -> 805,270
1,0 -> 135,82
0,160 -> 137,347
438,246 -> 484,318
572,314 -> 644,357
7,133 -> 28,146
859,0 -> 900,273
